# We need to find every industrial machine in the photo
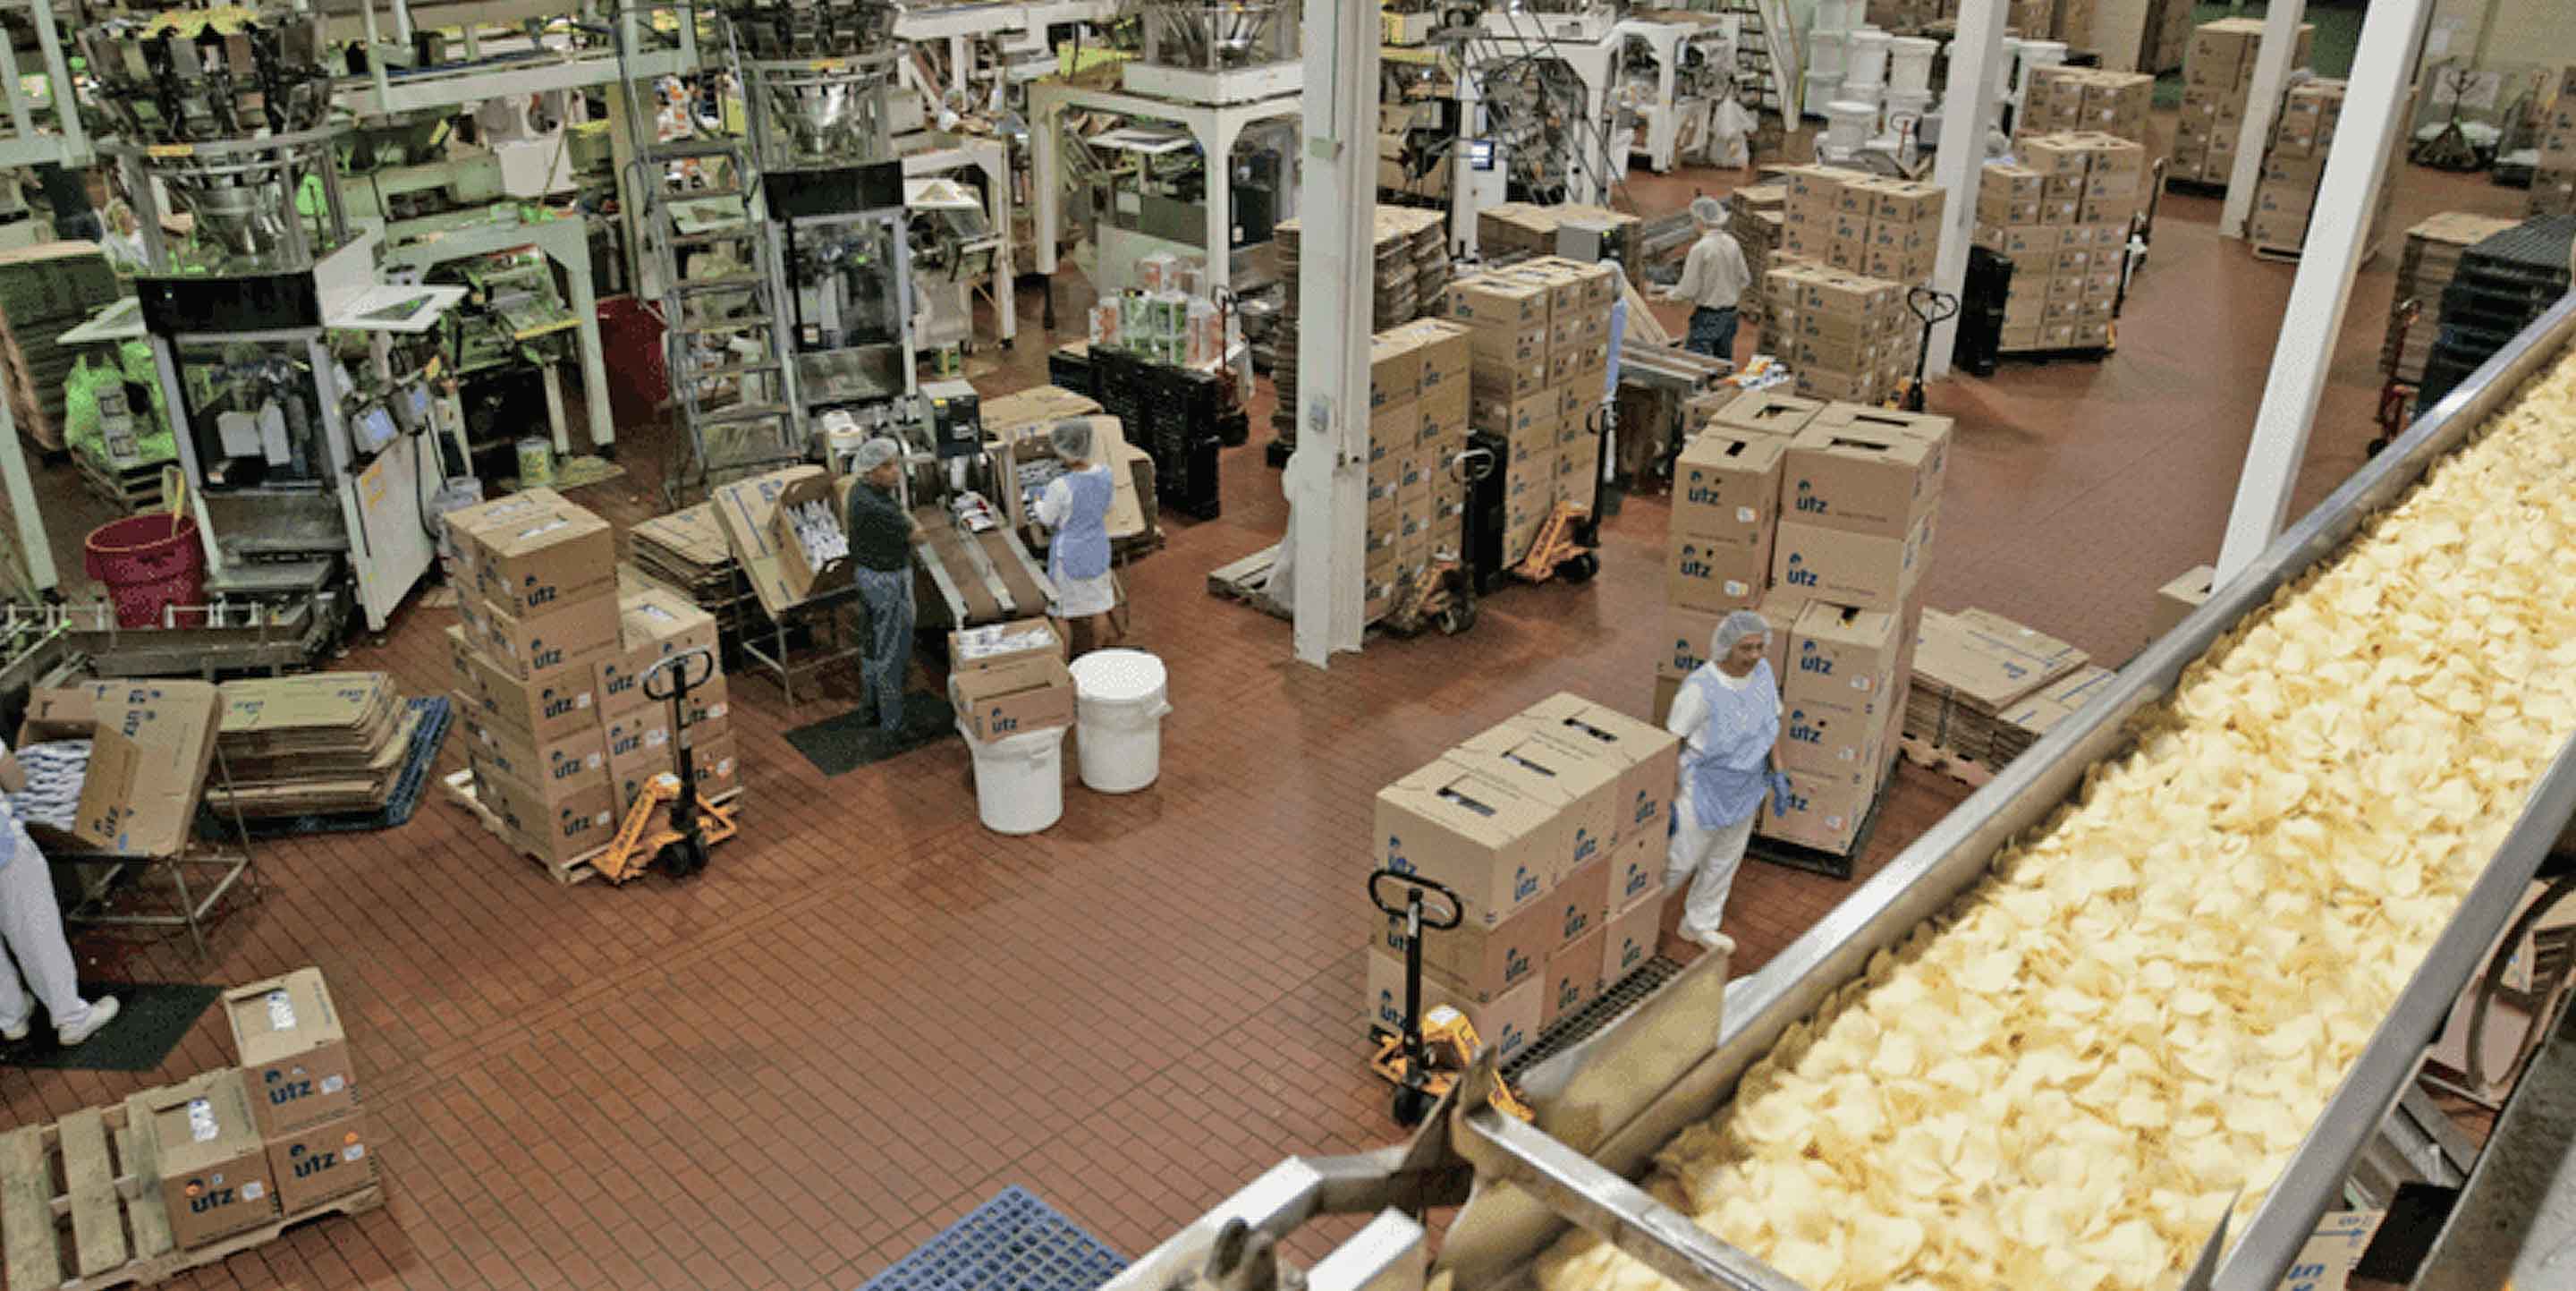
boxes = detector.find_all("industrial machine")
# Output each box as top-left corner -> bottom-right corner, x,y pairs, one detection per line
1096,299 -> 2576,1291
905,177 -> 1003,354
81,2 -> 467,634
1616,20 -> 1735,174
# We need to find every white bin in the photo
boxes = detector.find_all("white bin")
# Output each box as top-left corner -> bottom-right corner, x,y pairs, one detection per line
1069,649 -> 1171,794
960,722 -> 1068,834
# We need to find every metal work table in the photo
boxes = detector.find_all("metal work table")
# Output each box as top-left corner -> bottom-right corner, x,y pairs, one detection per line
2411,1000 -> 2576,1289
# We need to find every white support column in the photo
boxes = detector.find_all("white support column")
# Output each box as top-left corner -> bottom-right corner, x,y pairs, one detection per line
1032,88 -> 1063,276
0,396 -> 55,597
2219,0 -> 2307,237
1205,111 -> 1237,297
2214,0 -> 2428,584
1286,0 -> 1377,666
1922,0 -> 2008,378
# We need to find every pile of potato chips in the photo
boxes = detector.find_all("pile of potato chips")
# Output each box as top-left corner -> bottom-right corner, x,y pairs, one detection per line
1536,349 -> 2576,1290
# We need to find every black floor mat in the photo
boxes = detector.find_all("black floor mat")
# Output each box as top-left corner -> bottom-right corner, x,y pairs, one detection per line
782,693 -> 954,776
0,981 -> 223,1073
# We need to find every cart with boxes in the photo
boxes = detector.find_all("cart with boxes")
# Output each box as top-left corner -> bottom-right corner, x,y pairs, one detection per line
1363,692 -> 1680,1065
0,968 -> 376,1291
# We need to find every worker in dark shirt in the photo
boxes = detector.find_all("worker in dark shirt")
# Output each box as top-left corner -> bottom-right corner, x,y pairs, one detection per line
843,437 -> 918,734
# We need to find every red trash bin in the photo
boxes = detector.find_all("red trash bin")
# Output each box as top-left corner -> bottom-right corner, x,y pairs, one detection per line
597,296 -> 668,430
85,513 -> 207,628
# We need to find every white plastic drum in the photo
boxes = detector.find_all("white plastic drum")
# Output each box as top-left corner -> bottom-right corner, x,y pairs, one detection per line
1068,649 -> 1172,793
1823,100 -> 1879,152
2013,39 -> 2067,106
961,723 -> 1068,834
1884,88 -> 1936,123
1887,36 -> 1938,95
1808,29 -> 1849,81
1811,0 -> 1864,33
1844,29 -> 1893,88
1836,81 -> 1885,113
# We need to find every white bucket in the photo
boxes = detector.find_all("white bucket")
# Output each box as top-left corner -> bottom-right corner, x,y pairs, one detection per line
1808,30 -> 1848,81
1823,101 -> 1878,152
1885,88 -> 1936,123
1069,649 -> 1171,793
1812,0 -> 1864,33
961,722 -> 1068,834
1836,81 -> 1885,112
1888,37 -> 1938,95
1844,29 -> 1892,87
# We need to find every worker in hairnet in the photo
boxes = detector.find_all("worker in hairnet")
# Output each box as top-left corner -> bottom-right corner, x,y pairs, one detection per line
1657,196 -> 1750,361
1663,609 -> 1791,950
1035,419 -> 1122,656
843,437 -> 919,735
0,744 -> 118,1048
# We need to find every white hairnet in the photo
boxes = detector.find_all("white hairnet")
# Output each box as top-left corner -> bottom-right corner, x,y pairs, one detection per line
852,437 -> 902,472
1709,609 -> 1770,656
1690,196 -> 1727,228
1049,419 -> 1095,461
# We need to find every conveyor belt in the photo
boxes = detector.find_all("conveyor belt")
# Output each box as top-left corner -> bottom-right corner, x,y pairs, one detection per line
1097,295 -> 2576,1291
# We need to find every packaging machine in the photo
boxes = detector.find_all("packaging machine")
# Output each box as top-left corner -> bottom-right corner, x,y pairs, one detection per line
1100,295 -> 2576,1291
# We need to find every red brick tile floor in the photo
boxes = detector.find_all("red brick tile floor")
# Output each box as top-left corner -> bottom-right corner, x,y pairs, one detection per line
0,146 -> 2528,1288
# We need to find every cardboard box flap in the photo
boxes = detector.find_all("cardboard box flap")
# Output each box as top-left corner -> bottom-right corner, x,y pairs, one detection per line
711,466 -> 826,617
1383,757 -> 1562,845
1912,607 -> 2089,711
74,681 -> 222,858
1517,692 -> 1674,769
146,1068 -> 264,1176
223,968 -> 346,1067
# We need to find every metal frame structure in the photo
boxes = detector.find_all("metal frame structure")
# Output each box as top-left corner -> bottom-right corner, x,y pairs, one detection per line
377,212 -> 615,456
901,139 -> 1019,348
1027,81 -> 1302,296
1112,293 -> 2576,1289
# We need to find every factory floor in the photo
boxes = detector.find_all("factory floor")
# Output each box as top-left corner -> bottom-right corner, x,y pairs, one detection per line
0,152 -> 2531,1290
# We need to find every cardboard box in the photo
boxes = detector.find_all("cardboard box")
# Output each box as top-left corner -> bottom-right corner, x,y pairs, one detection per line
1783,601 -> 1903,718
950,617 -> 1066,673
467,503 -> 614,622
767,471 -> 854,604
1673,433 -> 1786,550
1781,422 -> 1944,540
1447,274 -> 1550,327
1377,890 -> 1549,999
603,708 -> 676,785
458,705 -> 608,803
1665,532 -> 1767,615
1771,515 -> 1932,614
2150,564 -> 2216,639
950,654 -> 1075,740
267,1111 -> 377,1216
17,684 -> 107,743
592,653 -> 651,718
1546,854 -> 1610,949
1601,896 -> 1663,986
709,467 -> 828,617
1362,950 -> 1544,1062
145,1068 -> 279,1250
1517,693 -> 1679,845
1542,926 -> 1607,1028
1606,828 -> 1660,914
1657,604 -> 1725,682
471,758 -> 618,861
452,644 -> 599,745
470,590 -> 622,684
1375,755 -> 1563,924
75,681 -> 221,859
1710,391 -> 1824,438
1459,723 -> 1622,882
1368,329 -> 1424,409
1756,762 -> 1877,854
1778,695 -> 1886,778
224,968 -> 357,1137
1471,389 -> 1557,438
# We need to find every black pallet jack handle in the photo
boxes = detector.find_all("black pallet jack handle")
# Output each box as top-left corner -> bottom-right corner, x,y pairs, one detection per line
642,648 -> 719,879
1903,286 -> 1962,413
1370,868 -> 1463,1125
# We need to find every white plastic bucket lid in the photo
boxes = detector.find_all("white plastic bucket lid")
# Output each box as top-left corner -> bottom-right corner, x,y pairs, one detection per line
1070,649 -> 1168,704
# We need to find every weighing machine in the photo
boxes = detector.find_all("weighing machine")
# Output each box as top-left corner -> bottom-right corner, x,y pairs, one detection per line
1098,295 -> 2576,1290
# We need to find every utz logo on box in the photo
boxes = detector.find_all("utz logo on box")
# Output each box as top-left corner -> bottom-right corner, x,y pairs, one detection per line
1669,636 -> 1705,674
1513,864 -> 1541,904
1504,946 -> 1533,982
1798,641 -> 1833,675
542,688 -> 587,720
1792,480 -> 1828,516
1562,902 -> 1591,941
985,707 -> 1021,734
286,1140 -> 354,1181
262,1067 -> 317,1107
1555,977 -> 1581,1012
1674,544 -> 1716,582
1571,826 -> 1599,866
184,1181 -> 239,1213
1781,551 -> 1819,590
1615,936 -> 1647,976
1621,863 -> 1652,904
1494,1018 -> 1530,1059
1786,709 -> 1825,745
1384,839 -> 1413,876
1375,990 -> 1404,1031
554,807 -> 596,840
1631,788 -> 1658,827
1775,784 -> 1812,815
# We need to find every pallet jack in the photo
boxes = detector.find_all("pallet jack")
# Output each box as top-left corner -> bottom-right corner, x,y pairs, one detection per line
1888,285 -> 1960,412
1368,868 -> 1534,1127
596,649 -> 740,883
2370,299 -> 2425,458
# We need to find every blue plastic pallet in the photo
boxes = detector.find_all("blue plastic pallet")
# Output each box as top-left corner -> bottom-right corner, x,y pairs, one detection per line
858,1187 -> 1126,1291
218,696 -> 454,840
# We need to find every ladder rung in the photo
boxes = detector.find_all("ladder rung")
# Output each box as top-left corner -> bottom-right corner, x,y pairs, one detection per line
651,140 -> 744,161
676,275 -> 766,296
679,314 -> 775,334
697,402 -> 793,426
671,229 -> 757,249
682,361 -> 782,381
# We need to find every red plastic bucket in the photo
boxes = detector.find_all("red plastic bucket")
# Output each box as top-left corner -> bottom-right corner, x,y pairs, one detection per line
597,295 -> 668,430
84,513 -> 207,628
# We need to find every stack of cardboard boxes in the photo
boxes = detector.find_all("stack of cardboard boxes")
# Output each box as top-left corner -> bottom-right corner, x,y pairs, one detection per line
1724,183 -> 1788,329
2171,16 -> 2314,186
2248,79 -> 2404,256
948,617 -> 1075,739
1778,165 -> 1947,286
2536,70 -> 2576,217
1362,318 -> 1473,624
1270,210 -> 1452,451
1657,395 -> 1951,855
444,489 -> 739,867
2019,65 -> 2156,149
1972,134 -> 2143,353
2385,212 -> 2523,385
1364,693 -> 1680,1057
1761,263 -> 1917,405
1446,258 -> 1617,565
1902,607 -> 2093,773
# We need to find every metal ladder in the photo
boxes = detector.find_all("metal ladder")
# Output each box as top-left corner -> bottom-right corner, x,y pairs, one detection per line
1722,0 -> 1801,123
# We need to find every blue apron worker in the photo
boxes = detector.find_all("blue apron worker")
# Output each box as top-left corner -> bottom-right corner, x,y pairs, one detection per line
1659,196 -> 1750,362
843,437 -> 919,735
1035,419 -> 1123,657
1662,609 -> 1792,951
0,743 -> 118,1047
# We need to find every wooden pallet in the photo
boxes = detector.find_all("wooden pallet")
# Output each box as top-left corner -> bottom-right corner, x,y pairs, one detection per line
1897,733 -> 1996,789
439,769 -> 743,887
1205,544 -> 1288,619
74,457 -> 165,515
0,1100 -> 382,1291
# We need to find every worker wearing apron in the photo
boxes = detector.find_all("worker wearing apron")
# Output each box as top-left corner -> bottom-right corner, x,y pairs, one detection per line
843,437 -> 919,735
1663,610 -> 1792,950
0,744 -> 118,1047
1036,420 -> 1121,657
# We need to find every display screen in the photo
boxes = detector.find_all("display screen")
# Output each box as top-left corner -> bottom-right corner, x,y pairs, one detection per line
353,405 -> 398,454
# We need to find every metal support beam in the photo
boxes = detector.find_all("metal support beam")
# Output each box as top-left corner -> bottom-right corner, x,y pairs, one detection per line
2219,0 -> 2307,236
1921,0 -> 2008,379
1285,0 -> 1377,666
2213,0 -> 2428,585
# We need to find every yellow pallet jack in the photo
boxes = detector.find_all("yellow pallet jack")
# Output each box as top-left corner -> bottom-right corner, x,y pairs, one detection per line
596,650 -> 740,883
1368,869 -> 1535,1126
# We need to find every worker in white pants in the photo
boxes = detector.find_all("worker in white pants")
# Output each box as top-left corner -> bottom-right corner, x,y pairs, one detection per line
0,747 -> 117,1047
1663,610 -> 1791,950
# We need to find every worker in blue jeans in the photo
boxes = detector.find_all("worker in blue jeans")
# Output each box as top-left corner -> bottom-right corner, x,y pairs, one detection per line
1660,196 -> 1750,362
843,438 -> 919,735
